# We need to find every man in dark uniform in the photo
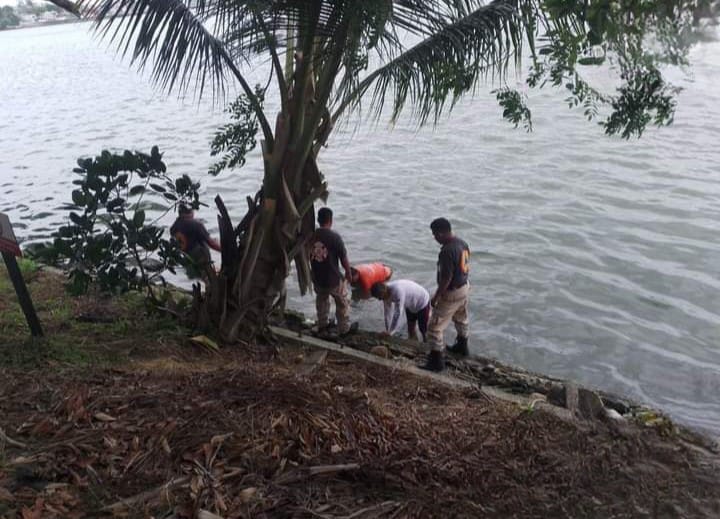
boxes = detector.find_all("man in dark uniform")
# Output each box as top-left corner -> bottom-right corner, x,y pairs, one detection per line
170,205 -> 221,280
309,207 -> 357,336
423,217 -> 470,372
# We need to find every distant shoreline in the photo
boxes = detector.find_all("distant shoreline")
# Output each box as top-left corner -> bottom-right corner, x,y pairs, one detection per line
1,17 -> 84,32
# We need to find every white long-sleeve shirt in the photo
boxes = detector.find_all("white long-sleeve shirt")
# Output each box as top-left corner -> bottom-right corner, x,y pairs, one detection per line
383,280 -> 431,335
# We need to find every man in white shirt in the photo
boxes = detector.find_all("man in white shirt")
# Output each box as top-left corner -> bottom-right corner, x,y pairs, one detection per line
371,280 -> 431,341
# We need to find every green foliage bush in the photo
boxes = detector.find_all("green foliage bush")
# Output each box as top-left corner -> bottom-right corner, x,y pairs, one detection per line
47,147 -> 202,298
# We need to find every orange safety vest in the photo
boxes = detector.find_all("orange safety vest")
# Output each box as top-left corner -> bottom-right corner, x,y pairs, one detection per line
352,263 -> 393,298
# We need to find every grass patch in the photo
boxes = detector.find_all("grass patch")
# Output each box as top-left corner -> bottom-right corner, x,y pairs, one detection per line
0,265 -> 191,369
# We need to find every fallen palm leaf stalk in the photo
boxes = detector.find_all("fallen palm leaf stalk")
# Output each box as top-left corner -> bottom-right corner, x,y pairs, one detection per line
0,426 -> 27,449
0,348 -> 718,518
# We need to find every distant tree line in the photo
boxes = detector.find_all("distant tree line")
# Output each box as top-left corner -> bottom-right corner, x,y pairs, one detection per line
0,1 -> 65,30
0,6 -> 21,29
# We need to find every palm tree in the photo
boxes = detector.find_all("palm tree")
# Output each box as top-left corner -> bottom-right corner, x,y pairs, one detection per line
51,0 -> 709,341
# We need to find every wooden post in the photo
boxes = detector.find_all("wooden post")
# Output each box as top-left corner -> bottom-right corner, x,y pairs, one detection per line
2,251 -> 43,337
1,212 -> 43,338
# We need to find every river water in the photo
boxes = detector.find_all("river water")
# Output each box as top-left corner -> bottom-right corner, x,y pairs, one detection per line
1,22 -> 720,433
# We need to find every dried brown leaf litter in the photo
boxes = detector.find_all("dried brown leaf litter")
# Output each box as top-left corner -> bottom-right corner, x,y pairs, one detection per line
2,271 -> 717,517
1,352 -> 719,519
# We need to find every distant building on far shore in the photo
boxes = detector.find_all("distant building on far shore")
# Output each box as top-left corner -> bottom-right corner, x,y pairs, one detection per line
0,2 -> 78,31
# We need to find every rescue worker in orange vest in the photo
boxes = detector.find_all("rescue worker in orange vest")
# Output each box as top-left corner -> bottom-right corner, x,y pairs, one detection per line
423,217 -> 470,372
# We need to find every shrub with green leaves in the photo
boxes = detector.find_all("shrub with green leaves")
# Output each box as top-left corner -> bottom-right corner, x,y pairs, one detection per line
51,147 -> 202,298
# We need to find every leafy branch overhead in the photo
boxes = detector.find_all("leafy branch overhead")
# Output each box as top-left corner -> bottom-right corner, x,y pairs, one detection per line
494,88 -> 533,132
209,86 -> 265,176
50,0 -> 717,141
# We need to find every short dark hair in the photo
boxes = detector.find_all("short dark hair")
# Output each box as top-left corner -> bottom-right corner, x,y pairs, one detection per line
370,282 -> 386,299
178,204 -> 193,216
430,217 -> 451,234
318,207 -> 333,225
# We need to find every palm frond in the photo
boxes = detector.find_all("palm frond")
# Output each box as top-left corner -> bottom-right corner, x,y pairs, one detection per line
217,0 -> 358,72
76,0 -> 273,141
81,0 -> 229,96
47,0 -> 81,17
333,0 -> 523,125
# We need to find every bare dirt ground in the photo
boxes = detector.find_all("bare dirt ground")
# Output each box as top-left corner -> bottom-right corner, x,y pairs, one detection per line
1,270 -> 720,518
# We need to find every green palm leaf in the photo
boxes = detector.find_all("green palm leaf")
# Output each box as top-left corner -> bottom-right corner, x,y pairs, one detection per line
49,0 -> 715,140
83,0 -> 229,96
335,0 -> 523,125
78,0 -> 274,140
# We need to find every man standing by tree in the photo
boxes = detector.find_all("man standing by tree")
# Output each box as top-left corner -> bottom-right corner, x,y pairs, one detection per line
170,204 -> 221,281
309,207 -> 357,337
424,218 -> 470,372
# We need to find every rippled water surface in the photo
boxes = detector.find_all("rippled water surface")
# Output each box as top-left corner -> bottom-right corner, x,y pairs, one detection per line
2,23 -> 720,433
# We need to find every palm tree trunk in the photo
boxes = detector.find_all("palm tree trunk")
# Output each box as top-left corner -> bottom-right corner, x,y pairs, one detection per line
189,23 -> 341,343
190,144 -> 325,343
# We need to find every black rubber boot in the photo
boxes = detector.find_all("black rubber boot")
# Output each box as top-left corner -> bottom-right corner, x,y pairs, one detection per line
447,336 -> 469,357
421,350 -> 445,372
